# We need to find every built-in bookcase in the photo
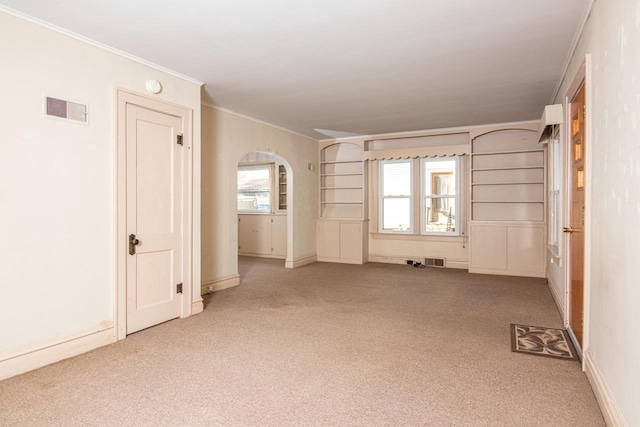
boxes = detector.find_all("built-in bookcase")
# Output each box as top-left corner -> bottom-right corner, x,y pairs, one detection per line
320,143 -> 364,219
471,132 -> 545,221
277,164 -> 287,211
469,129 -> 545,277
318,142 -> 368,264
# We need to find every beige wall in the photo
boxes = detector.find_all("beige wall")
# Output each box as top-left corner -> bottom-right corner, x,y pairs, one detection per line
0,12 -> 201,362
549,0 -> 640,424
201,105 -> 318,287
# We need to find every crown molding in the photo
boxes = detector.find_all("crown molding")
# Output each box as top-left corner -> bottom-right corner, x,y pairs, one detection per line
201,102 -> 320,142
0,6 -> 204,86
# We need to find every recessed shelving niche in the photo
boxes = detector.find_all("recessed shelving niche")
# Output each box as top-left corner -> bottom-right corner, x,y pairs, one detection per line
320,143 -> 364,219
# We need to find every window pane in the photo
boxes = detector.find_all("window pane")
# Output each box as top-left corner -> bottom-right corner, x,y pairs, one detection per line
237,166 -> 270,211
382,198 -> 411,231
423,159 -> 456,196
424,197 -> 456,233
382,162 -> 411,196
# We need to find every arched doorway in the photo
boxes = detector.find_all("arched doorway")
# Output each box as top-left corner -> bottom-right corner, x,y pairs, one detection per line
236,151 -> 293,268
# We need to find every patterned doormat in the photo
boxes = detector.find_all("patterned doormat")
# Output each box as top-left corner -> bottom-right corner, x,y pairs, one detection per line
510,324 -> 579,361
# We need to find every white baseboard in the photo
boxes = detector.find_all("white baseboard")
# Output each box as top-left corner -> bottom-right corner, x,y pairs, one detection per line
191,298 -> 204,315
444,260 -> 469,270
201,274 -> 241,295
285,255 -> 317,269
0,328 -> 114,381
546,274 -> 565,320
368,254 -> 468,270
584,350 -> 627,426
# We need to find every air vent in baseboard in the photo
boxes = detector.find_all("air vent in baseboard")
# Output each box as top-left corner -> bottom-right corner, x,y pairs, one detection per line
425,258 -> 445,268
45,96 -> 88,124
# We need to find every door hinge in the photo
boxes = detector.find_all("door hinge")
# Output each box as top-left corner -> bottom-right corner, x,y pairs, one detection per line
177,134 -> 183,146
176,283 -> 183,294
583,103 -> 586,119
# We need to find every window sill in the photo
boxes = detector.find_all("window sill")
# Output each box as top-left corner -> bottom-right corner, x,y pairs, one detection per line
371,232 -> 466,243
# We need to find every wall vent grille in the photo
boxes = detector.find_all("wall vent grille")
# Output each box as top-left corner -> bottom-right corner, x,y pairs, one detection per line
45,96 -> 88,124
425,258 -> 445,268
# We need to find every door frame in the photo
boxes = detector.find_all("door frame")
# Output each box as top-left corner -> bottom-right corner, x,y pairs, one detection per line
563,54 -> 593,361
115,88 -> 194,340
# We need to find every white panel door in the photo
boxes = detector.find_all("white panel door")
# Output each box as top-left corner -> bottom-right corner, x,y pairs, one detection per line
126,104 -> 183,334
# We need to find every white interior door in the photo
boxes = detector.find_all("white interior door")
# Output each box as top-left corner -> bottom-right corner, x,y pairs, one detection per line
126,103 -> 183,334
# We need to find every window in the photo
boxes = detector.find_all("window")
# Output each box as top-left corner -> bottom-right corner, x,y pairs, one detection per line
421,158 -> 458,234
379,160 -> 412,232
548,125 -> 561,254
237,165 -> 271,212
378,157 -> 461,236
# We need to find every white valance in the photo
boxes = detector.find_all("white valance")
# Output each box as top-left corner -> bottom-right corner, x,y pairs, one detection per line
364,133 -> 470,160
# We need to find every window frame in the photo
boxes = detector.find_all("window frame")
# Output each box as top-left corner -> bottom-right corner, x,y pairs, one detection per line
378,159 -> 414,234
548,124 -> 562,257
420,157 -> 460,236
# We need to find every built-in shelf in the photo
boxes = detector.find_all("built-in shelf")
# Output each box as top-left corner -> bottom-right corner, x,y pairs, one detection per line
469,128 -> 546,278
320,142 -> 365,220
472,200 -> 543,203
471,149 -> 544,156
320,160 -> 362,164
321,186 -> 363,190
471,166 -> 544,172
471,181 -> 544,186
278,164 -> 287,211
321,201 -> 363,205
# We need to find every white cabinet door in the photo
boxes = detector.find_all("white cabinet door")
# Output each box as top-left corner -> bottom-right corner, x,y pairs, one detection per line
469,223 -> 544,277
317,221 -> 340,259
238,214 -> 286,259
469,224 -> 507,270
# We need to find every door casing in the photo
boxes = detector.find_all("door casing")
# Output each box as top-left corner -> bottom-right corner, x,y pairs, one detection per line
115,88 -> 194,341
563,55 -> 593,364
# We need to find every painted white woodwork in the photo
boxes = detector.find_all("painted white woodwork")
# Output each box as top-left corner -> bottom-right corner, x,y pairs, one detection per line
238,214 -> 286,259
469,223 -> 544,277
277,164 -> 287,212
318,141 -> 368,264
317,219 -> 368,264
469,129 -> 545,278
537,104 -> 564,143
320,142 -> 365,220
125,104 -> 183,334
469,224 -> 507,271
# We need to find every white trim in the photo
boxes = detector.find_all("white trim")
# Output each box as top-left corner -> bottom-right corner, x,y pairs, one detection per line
379,159 -> 414,234
321,120 -> 540,144
201,274 -> 241,294
582,53 -> 593,356
0,6 -> 204,87
546,274 -> 565,320
445,260 -> 468,270
285,255 -> 317,269
201,102 -> 319,143
115,88 -> 194,340
584,350 -> 628,427
549,0 -> 596,103
191,299 -> 204,315
0,328 -> 114,381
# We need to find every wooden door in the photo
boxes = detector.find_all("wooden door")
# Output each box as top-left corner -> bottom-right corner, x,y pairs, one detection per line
126,104 -> 183,334
567,83 -> 586,347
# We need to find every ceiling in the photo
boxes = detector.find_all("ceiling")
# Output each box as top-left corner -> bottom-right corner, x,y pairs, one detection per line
1,0 -> 590,139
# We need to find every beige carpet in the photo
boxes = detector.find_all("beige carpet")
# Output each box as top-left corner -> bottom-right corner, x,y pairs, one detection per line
0,257 -> 604,426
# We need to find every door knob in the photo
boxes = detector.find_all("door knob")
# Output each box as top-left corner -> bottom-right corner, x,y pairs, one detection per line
563,227 -> 581,233
129,234 -> 141,255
